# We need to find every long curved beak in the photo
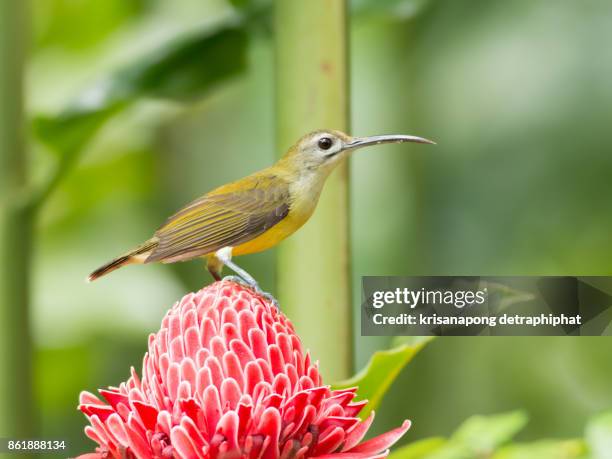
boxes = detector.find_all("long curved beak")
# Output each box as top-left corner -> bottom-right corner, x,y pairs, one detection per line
344,134 -> 435,151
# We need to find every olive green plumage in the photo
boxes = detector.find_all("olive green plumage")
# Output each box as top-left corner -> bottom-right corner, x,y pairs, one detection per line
89,129 -> 433,282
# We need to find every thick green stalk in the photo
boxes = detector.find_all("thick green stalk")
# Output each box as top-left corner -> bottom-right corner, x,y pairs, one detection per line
274,0 -> 352,381
0,0 -> 35,443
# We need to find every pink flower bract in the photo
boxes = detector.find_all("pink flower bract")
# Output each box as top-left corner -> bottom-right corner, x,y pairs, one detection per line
78,281 -> 410,459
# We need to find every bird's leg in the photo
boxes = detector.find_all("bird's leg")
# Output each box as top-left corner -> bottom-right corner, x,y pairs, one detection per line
214,247 -> 279,309
215,247 -> 258,287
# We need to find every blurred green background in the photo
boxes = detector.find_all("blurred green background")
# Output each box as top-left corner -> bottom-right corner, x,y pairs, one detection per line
9,0 -> 612,455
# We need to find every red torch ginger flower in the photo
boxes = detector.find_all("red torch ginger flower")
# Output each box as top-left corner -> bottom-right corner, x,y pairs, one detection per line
78,281 -> 410,459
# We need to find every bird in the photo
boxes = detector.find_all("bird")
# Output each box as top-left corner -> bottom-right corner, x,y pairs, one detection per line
88,129 -> 434,295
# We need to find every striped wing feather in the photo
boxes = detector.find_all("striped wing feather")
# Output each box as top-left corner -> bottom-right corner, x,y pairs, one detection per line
147,174 -> 290,263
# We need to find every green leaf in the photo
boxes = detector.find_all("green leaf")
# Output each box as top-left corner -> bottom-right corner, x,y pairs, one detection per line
352,0 -> 431,19
34,104 -> 122,159
30,104 -> 124,207
492,440 -> 588,459
332,336 -> 433,418
111,26 -> 248,101
424,444 -> 473,459
31,23 -> 248,206
451,411 -> 529,455
388,437 -> 447,459
35,24 -> 247,149
229,0 -> 251,9
34,0 -> 144,52
226,0 -> 274,10
586,412 -> 612,459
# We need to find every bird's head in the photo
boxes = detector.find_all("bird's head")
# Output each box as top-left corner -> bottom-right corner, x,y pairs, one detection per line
281,129 -> 435,175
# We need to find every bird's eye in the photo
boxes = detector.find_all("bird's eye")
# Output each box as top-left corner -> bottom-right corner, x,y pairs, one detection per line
318,137 -> 333,150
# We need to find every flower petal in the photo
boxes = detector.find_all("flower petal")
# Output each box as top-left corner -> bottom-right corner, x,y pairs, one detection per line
346,420 -> 411,454
171,425 -> 203,459
77,281 -> 410,459
313,450 -> 390,459
342,412 -> 375,451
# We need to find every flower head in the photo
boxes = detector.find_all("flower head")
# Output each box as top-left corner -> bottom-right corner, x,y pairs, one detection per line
78,281 -> 410,459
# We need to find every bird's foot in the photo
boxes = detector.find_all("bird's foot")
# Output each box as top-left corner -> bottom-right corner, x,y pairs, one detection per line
221,275 -> 251,288
257,290 -> 280,311
221,275 -> 279,310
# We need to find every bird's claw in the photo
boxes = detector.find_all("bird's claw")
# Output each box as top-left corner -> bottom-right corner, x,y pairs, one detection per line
257,291 -> 280,311
221,275 -> 250,287
221,276 -> 280,310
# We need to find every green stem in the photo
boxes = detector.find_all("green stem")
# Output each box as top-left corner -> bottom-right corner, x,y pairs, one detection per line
0,0 -> 36,444
274,0 -> 352,381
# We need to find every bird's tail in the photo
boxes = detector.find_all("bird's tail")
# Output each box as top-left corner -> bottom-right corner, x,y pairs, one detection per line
88,239 -> 158,282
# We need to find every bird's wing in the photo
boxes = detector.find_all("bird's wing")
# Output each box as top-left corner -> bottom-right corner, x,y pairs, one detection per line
146,174 -> 291,263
